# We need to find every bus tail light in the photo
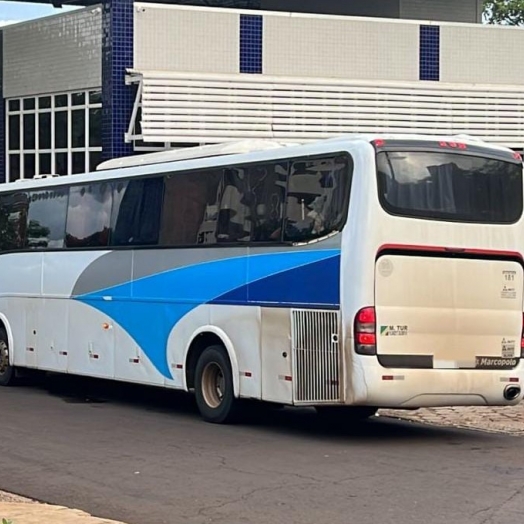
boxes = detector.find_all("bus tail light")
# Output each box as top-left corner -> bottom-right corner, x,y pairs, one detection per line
355,307 -> 376,355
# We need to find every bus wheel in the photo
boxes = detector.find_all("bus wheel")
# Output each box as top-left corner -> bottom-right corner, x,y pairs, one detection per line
0,327 -> 15,387
195,345 -> 239,424
315,406 -> 377,427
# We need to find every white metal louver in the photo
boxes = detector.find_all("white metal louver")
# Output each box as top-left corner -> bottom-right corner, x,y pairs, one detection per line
127,70 -> 524,149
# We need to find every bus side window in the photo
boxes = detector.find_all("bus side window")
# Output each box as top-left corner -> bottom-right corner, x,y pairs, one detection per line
0,192 -> 28,252
65,183 -> 112,248
284,155 -> 351,243
111,177 -> 163,246
26,189 -> 68,249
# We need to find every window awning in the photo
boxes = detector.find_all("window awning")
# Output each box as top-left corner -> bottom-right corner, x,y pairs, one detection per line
127,70 -> 524,149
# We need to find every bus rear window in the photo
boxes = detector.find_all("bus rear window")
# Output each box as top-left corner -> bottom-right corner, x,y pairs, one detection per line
377,152 -> 523,223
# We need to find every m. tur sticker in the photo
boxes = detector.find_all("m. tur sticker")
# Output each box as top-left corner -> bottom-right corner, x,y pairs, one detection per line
380,325 -> 408,337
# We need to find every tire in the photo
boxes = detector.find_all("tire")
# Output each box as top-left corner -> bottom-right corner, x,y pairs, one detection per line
195,345 -> 239,424
0,327 -> 15,387
315,406 -> 377,427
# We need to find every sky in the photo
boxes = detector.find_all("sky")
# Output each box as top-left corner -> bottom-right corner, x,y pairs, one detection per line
0,0 -> 80,26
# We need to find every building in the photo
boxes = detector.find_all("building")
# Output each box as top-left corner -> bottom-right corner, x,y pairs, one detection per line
1,0 -> 522,181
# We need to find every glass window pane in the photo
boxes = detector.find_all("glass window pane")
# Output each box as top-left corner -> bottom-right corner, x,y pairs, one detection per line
55,152 -> 68,175
24,154 -> 36,179
249,162 -> 287,242
8,99 -> 20,112
89,151 -> 102,172
89,108 -> 101,147
23,98 -> 35,111
89,91 -> 102,105
39,153 -> 51,175
26,188 -> 68,249
160,170 -> 222,246
72,92 -> 85,106
284,155 -> 351,243
66,183 -> 112,248
9,155 -> 20,182
23,114 -> 35,150
8,115 -> 20,151
72,152 -> 85,174
38,96 -> 51,109
55,94 -> 67,108
0,192 -> 28,251
111,177 -> 163,246
72,109 -> 85,148
39,112 -> 51,150
54,111 -> 68,149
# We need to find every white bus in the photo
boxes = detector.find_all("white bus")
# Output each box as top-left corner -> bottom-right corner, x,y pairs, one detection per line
0,135 -> 523,424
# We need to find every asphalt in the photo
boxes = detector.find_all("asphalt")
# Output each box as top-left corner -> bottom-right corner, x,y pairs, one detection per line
1,375 -> 524,524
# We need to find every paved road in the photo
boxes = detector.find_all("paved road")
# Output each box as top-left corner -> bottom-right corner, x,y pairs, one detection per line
1,376 -> 524,524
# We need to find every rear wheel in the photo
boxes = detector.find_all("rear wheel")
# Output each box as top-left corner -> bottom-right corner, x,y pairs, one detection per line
315,406 -> 377,427
0,327 -> 15,387
195,345 -> 239,424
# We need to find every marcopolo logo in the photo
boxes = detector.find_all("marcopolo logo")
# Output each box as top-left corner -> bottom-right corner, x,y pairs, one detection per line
475,357 -> 518,369
380,325 -> 408,337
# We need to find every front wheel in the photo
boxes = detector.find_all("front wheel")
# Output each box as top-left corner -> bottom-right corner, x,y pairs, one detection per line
195,345 -> 239,424
0,327 -> 16,387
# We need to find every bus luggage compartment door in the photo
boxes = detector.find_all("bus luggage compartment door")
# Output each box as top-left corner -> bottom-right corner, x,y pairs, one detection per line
374,254 -> 523,370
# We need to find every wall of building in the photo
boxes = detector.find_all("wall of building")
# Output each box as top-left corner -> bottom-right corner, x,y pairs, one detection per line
400,0 -> 482,24
3,7 -> 102,98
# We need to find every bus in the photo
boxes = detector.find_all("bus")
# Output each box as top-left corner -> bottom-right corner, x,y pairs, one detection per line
0,134 -> 523,424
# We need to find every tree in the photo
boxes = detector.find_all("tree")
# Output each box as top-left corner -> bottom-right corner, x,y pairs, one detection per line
484,0 -> 524,25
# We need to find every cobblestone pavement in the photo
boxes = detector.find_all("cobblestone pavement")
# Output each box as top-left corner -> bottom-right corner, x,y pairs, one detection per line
379,402 -> 524,435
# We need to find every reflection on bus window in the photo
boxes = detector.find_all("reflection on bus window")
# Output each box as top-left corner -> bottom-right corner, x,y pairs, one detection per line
284,156 -> 350,242
26,189 -> 68,249
0,192 -> 28,251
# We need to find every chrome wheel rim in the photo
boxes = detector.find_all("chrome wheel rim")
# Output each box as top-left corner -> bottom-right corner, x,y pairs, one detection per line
201,362 -> 225,409
0,340 -> 9,375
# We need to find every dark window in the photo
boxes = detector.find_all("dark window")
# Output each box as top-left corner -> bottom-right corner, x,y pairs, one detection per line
9,115 -> 20,150
23,114 -> 35,150
284,155 -> 351,242
40,153 -> 51,175
55,94 -> 67,108
55,153 -> 68,175
72,92 -> 85,106
24,154 -> 35,179
23,98 -> 35,111
111,177 -> 164,246
0,192 -> 28,251
89,91 -> 102,105
66,183 -> 112,248
39,96 -> 51,109
26,188 -> 68,249
89,108 -> 101,147
377,152 -> 523,224
160,170 -> 222,246
55,111 -> 68,149
8,100 -> 20,112
39,113 -> 51,150
72,109 -> 85,148
89,152 -> 102,172
72,152 -> 85,174
9,155 -> 20,182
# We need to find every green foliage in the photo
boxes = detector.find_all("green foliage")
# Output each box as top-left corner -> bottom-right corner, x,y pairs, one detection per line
2,518 -> 13,524
484,0 -> 524,25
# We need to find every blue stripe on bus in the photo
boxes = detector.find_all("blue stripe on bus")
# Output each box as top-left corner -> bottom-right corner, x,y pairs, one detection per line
76,250 -> 340,378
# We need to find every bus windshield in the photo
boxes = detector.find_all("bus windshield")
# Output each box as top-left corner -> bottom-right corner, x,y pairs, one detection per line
377,151 -> 523,223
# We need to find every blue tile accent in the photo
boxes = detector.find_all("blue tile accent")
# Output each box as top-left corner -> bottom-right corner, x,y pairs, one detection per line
0,32 -> 5,183
240,14 -> 263,74
419,25 -> 440,81
102,0 -> 134,161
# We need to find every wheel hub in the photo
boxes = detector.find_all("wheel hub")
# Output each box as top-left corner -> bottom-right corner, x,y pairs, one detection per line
201,362 -> 225,409
0,340 -> 9,375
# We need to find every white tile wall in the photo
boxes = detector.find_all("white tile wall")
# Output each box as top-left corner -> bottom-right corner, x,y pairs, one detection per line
441,25 -> 524,85
3,7 -> 102,98
400,0 -> 481,23
134,4 -> 239,73
263,15 -> 419,81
